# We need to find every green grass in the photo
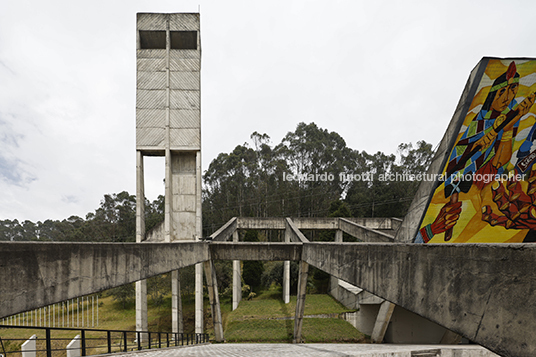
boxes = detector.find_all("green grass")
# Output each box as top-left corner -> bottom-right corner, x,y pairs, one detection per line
1,288 -> 368,348
222,288 -> 368,343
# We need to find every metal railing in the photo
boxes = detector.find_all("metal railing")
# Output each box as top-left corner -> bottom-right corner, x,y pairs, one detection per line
0,325 -> 209,356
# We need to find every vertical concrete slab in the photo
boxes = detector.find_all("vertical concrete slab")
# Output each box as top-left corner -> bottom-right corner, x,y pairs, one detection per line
232,230 -> 241,311
371,301 -> 396,343
135,151 -> 148,341
203,260 -> 224,342
135,280 -> 148,341
66,335 -> 80,357
171,270 -> 183,334
329,230 -> 343,300
293,261 -> 309,343
195,263 -> 203,334
283,228 -> 291,304
21,334 -> 36,357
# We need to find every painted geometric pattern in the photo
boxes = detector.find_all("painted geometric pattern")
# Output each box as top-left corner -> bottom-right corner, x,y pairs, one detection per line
136,109 -> 166,128
137,90 -> 166,109
170,110 -> 200,128
170,128 -> 200,147
170,90 -> 200,109
136,127 -> 165,147
137,72 -> 167,90
170,72 -> 199,90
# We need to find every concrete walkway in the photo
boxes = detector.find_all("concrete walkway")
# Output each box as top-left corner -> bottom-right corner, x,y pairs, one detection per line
106,343 -> 499,356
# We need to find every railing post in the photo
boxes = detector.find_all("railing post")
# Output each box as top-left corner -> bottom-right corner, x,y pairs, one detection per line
107,330 -> 112,354
46,328 -> 52,357
148,332 -> 151,349
81,329 -> 86,356
123,331 -> 127,352
158,332 -> 161,349
166,332 -> 169,347
137,332 -> 141,351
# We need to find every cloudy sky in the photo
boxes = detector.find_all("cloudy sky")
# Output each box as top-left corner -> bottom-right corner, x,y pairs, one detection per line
1,0 -> 535,222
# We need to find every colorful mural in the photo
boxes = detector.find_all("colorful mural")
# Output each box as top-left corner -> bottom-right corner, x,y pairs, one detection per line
418,59 -> 536,243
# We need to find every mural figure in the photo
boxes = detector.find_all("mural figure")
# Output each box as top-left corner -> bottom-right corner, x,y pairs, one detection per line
417,60 -> 536,243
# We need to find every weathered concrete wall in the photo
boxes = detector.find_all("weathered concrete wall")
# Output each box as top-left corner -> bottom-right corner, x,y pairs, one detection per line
0,242 -> 208,318
303,242 -> 536,357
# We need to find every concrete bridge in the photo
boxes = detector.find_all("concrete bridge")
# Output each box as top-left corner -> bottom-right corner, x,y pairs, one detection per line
1,217 -> 535,357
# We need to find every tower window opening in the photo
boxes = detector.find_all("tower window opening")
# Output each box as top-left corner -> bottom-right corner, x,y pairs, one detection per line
139,31 -> 166,49
170,31 -> 197,50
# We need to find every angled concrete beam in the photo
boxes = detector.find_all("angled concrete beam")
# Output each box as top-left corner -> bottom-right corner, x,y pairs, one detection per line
285,218 -> 310,243
339,218 -> 394,242
302,242 -> 536,357
293,260 -> 309,343
0,242 -> 209,318
371,301 -> 395,343
210,217 -> 237,241
203,259 -> 224,342
209,242 -> 302,261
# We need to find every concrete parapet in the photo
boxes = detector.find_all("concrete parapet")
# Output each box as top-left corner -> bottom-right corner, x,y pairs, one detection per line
0,242 -> 209,318
302,242 -> 536,357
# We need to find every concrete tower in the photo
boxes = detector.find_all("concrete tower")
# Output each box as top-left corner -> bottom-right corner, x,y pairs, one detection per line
135,12 -> 203,336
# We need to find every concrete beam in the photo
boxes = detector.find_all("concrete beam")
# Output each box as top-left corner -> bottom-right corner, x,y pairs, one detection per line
209,242 -> 302,261
285,218 -> 310,243
0,242 -> 209,318
290,218 -> 338,230
339,218 -> 394,242
302,242 -> 536,357
203,259 -> 224,342
210,217 -> 237,242
371,301 -> 395,343
293,260 -> 309,343
237,217 -> 286,230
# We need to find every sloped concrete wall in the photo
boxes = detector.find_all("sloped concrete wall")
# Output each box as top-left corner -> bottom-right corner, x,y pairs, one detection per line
0,242 -> 208,318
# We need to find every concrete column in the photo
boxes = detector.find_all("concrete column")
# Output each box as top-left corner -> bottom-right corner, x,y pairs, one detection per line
329,230 -> 343,300
195,263 -> 203,334
171,270 -> 183,334
232,230 -> 241,311
203,260 -> 224,342
293,260 -> 309,343
135,280 -> 148,341
283,228 -> 291,304
135,151 -> 148,340
164,148 -> 172,242
371,301 -> 395,343
21,334 -> 37,357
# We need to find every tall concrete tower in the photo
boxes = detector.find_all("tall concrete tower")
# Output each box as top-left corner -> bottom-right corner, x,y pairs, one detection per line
135,12 -> 203,335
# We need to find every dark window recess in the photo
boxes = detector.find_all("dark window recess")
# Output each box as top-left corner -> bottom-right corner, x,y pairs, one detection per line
139,31 -> 166,49
170,31 -> 197,50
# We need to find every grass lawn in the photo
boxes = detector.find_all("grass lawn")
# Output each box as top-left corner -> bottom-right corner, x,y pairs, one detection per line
223,288 -> 368,343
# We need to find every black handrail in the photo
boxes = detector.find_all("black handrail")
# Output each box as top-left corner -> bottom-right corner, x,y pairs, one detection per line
0,325 -> 209,356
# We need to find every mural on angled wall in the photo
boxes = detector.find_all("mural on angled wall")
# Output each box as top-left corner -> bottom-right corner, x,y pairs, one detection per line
417,59 -> 536,243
